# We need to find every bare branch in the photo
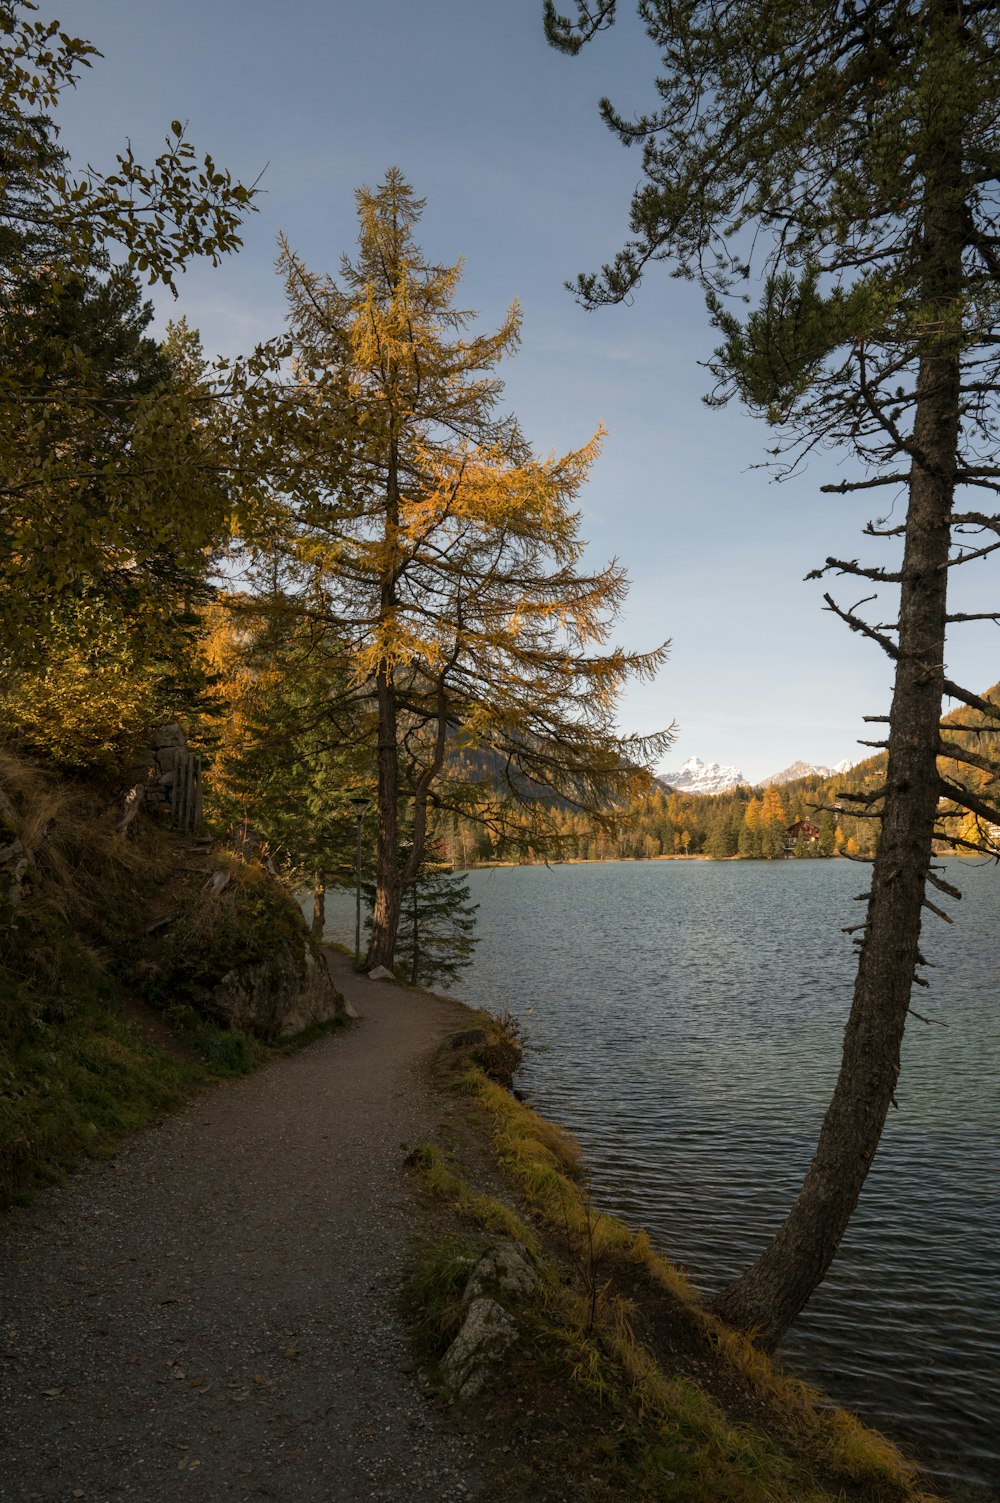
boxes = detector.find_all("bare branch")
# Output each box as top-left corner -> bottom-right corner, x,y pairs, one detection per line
938,738 -> 999,776
936,776 -> 1000,825
823,594 -> 900,660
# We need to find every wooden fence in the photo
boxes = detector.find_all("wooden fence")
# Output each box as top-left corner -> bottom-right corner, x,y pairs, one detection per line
170,750 -> 203,834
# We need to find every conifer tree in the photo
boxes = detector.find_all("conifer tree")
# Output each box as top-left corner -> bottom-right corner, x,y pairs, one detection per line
545,0 -> 1000,1346
394,844 -> 479,989
243,171 -> 672,967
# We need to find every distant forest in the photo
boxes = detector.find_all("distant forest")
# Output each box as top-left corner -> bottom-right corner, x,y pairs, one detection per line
432,688 -> 1000,867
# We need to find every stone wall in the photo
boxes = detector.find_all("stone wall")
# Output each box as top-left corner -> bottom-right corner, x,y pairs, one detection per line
124,723 -> 202,831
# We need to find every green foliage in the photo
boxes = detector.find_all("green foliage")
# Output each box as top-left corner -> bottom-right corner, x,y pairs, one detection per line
0,990 -> 198,1208
0,596 -> 157,767
0,748 -> 306,1202
0,3 -> 258,293
400,1237 -> 484,1367
199,594 -> 371,883
160,1003 -> 262,1076
0,8 -> 255,759
392,847 -> 479,988
1,249 -> 229,659
0,749 -> 199,1203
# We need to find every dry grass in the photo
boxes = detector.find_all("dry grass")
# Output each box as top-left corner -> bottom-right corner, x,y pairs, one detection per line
410,1027 -> 944,1503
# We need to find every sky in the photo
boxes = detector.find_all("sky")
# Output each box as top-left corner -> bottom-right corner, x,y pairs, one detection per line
53,0 -> 998,783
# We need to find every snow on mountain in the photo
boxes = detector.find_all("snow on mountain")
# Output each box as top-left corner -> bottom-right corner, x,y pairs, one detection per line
761,758 -> 859,785
659,756 -> 748,796
661,755 -> 860,795
762,759 -> 835,785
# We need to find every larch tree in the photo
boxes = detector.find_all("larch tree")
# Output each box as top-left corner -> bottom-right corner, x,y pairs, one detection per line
545,0 -> 1000,1347
241,170 -> 672,967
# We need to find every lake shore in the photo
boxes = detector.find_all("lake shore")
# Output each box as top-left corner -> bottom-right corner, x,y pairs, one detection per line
0,944 -> 946,1503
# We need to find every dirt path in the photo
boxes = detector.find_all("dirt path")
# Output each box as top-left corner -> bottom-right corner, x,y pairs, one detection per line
0,954 -> 483,1503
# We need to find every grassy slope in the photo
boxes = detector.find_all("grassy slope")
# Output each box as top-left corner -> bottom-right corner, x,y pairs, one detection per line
404,1019 -> 944,1503
0,748 -> 331,1208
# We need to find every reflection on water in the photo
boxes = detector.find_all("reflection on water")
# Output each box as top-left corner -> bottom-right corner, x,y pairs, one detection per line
322,858 -> 999,1497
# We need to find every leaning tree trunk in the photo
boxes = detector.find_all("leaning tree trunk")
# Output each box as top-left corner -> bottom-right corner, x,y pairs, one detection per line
712,125 -> 964,1349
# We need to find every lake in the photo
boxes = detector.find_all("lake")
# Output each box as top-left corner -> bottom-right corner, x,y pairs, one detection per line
320,858 -> 999,1498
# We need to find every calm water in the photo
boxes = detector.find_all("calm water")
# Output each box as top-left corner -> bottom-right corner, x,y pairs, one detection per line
323,859 -> 999,1497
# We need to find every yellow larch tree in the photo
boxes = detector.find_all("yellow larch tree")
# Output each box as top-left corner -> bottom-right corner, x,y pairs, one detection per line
241,170 -> 672,966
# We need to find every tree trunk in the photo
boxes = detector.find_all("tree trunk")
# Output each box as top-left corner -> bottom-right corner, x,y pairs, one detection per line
367,438 -> 404,970
367,660 -> 403,968
410,880 -> 420,985
712,76 -> 964,1348
310,871 -> 326,938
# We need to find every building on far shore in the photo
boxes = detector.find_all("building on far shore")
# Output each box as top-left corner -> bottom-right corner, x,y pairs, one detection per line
785,819 -> 821,856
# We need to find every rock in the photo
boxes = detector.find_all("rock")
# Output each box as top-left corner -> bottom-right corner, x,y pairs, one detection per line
464,1241 -> 538,1305
439,1297 -> 518,1399
367,964 -> 395,982
150,723 -> 186,750
209,944 -> 349,1039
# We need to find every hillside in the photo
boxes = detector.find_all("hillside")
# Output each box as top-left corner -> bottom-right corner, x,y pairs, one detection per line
0,748 -> 347,1207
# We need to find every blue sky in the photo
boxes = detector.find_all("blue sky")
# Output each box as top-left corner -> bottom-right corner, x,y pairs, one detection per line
56,0 -> 997,782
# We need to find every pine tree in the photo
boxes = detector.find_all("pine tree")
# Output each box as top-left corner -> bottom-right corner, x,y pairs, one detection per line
545,0 -> 1000,1347
394,846 -> 479,989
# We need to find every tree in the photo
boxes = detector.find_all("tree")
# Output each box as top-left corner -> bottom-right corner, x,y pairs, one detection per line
544,0 -> 1000,1348
198,593 -> 371,889
1,5 -> 257,294
374,841 -> 479,988
241,171 -> 673,968
1,6 -> 258,661
0,260 -> 233,758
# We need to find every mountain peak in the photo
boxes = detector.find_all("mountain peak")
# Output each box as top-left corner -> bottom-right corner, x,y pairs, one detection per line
762,758 -> 857,786
659,755 -> 747,796
660,754 -> 859,796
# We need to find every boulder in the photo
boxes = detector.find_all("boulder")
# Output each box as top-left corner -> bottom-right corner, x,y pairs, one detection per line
150,723 -> 186,750
209,943 -> 348,1039
367,964 -> 396,982
439,1297 -> 518,1399
464,1241 -> 538,1305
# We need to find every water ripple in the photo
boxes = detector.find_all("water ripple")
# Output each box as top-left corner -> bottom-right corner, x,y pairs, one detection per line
322,859 -> 999,1498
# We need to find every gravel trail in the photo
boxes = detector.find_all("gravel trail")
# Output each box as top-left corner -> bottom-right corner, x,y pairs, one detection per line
0,954 -> 483,1502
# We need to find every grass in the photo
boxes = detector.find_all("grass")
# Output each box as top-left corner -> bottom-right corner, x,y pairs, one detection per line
402,1015 -> 943,1503
0,746 -> 342,1207
0,984 -> 201,1206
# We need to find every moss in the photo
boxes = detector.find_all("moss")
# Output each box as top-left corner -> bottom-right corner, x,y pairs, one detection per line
157,858 -> 310,992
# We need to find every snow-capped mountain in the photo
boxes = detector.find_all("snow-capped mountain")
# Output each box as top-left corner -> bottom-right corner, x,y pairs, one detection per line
761,758 -> 856,786
659,756 -> 748,795
660,755 -> 858,795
